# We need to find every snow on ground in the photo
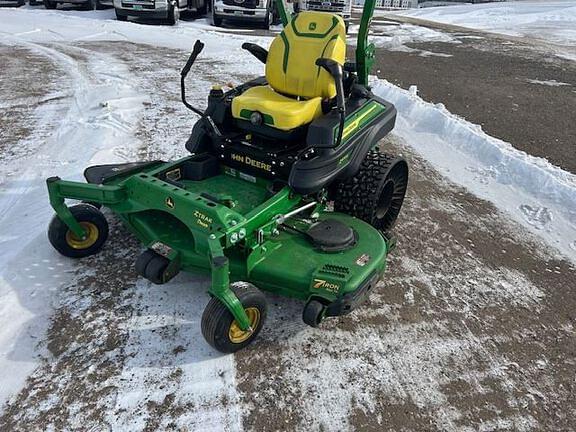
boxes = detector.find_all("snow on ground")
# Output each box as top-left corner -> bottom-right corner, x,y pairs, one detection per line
0,6 -> 270,406
0,34 -> 149,403
525,78 -> 571,87
372,80 -> 576,263
0,6 -> 575,429
391,0 -> 576,60
353,17 -> 459,56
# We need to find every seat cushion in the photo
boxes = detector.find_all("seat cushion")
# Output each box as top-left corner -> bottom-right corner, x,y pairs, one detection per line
231,85 -> 323,131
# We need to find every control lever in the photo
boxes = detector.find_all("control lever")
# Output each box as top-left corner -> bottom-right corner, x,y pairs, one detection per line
316,58 -> 346,147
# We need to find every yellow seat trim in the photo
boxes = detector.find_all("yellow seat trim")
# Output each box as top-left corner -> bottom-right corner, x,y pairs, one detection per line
231,86 -> 323,131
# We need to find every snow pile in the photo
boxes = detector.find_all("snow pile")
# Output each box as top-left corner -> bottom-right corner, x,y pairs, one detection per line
369,22 -> 457,51
392,0 -> 576,59
372,79 -> 576,262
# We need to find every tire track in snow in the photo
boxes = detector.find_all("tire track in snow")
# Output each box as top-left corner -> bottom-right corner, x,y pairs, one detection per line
0,38 -> 146,410
0,41 -> 243,430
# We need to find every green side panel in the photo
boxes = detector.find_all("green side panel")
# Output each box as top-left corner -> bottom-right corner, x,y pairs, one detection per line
290,15 -> 339,38
333,100 -> 386,145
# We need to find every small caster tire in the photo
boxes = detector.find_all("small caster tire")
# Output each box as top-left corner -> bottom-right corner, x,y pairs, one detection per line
81,200 -> 102,210
201,283 -> 267,353
48,204 -> 108,258
135,249 -> 157,276
144,255 -> 170,284
302,299 -> 325,328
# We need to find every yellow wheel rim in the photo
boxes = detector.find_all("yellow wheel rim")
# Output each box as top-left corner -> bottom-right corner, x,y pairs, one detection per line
228,307 -> 260,344
65,222 -> 99,250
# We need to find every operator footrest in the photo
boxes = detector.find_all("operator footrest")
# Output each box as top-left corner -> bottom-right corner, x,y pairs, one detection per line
84,161 -> 162,185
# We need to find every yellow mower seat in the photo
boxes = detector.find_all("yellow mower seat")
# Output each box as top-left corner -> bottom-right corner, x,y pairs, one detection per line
231,11 -> 346,131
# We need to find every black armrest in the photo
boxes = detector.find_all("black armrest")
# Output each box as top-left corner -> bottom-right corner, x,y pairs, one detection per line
316,58 -> 346,148
242,43 -> 268,64
315,58 -> 345,114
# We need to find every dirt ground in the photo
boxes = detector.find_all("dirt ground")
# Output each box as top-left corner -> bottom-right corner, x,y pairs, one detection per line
369,16 -> 576,175
0,26 -> 575,432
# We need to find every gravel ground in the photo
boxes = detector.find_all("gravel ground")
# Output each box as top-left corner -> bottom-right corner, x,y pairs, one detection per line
0,30 -> 575,432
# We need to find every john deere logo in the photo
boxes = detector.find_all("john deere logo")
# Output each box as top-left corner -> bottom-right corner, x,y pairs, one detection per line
308,22 -> 317,31
165,196 -> 175,209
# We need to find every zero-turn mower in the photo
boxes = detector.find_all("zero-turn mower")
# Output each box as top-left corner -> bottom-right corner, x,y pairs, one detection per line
46,0 -> 408,353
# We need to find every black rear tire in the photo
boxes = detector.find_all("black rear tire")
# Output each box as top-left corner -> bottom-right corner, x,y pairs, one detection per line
335,149 -> 408,234
201,283 -> 267,353
48,204 -> 109,258
303,299 -> 325,328
211,14 -> 222,27
115,10 -> 128,21
261,4 -> 272,30
167,3 -> 179,25
210,1 -> 222,27
44,0 -> 57,9
83,0 -> 95,10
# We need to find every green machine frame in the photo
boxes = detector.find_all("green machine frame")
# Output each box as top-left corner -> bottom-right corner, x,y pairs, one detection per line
47,1 -> 383,334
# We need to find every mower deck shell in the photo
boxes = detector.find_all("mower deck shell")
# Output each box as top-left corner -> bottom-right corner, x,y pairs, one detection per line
48,157 -> 389,317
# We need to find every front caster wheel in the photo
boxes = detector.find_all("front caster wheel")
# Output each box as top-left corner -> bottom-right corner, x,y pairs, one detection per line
48,204 -> 109,258
201,283 -> 267,353
302,299 -> 326,327
135,249 -> 172,284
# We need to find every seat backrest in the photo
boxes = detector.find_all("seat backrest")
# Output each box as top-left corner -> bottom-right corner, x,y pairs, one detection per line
266,11 -> 346,100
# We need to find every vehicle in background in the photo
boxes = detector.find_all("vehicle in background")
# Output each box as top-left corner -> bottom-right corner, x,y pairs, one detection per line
209,0 -> 280,29
0,0 -> 25,6
114,0 -> 207,25
43,0 -> 111,9
297,0 -> 351,31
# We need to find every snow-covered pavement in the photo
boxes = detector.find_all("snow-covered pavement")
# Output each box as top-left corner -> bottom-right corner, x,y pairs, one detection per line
391,0 -> 576,60
0,6 -> 575,431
